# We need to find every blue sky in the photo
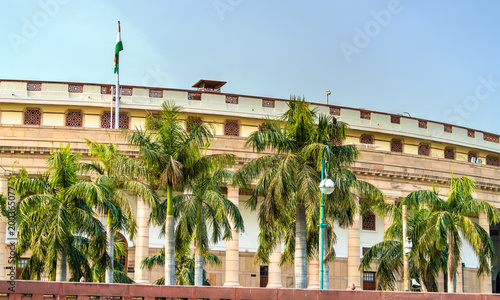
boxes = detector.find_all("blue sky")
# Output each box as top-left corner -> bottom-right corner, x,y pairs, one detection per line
2,0 -> 500,134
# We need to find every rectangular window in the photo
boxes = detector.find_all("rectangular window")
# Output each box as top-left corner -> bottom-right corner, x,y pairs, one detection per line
363,272 -> 376,290
362,213 -> 376,231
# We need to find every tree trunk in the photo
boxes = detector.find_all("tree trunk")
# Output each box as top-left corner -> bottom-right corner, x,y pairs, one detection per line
194,248 -> 203,286
295,203 -> 307,289
165,215 -> 175,285
165,184 -> 175,285
55,250 -> 67,281
106,222 -> 114,283
447,229 -> 455,293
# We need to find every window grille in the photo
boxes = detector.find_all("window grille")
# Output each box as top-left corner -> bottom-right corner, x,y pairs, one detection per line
23,109 -> 41,125
262,99 -> 275,108
149,89 -> 163,98
362,213 -> 376,231
225,95 -> 238,104
444,148 -> 455,160
418,144 -> 430,156
68,84 -> 83,93
390,115 -> 401,124
330,107 -> 340,115
188,92 -> 202,100
224,121 -> 240,136
186,116 -> 202,132
486,156 -> 500,167
360,135 -> 373,145
390,139 -> 403,153
65,110 -> 83,127
360,111 -> 371,120
101,112 -> 129,129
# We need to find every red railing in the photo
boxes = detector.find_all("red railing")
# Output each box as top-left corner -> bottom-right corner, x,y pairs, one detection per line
0,280 -> 499,300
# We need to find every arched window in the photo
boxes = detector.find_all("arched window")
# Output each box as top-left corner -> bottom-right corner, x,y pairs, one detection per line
468,152 -> 478,163
101,112 -> 129,129
390,139 -> 403,153
65,110 -> 83,127
444,148 -> 455,160
224,120 -> 240,136
418,144 -> 430,156
360,135 -> 373,145
23,108 -> 41,125
115,233 -> 128,273
486,155 -> 500,167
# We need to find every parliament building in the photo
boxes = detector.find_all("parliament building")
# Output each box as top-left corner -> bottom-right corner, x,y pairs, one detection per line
1,79 -> 500,293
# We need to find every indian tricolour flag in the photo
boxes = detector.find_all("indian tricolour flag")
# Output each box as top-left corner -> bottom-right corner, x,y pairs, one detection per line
114,21 -> 124,74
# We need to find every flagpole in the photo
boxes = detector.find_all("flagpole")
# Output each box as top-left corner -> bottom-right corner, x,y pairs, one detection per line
115,64 -> 120,129
114,21 -> 121,130
110,86 -> 114,129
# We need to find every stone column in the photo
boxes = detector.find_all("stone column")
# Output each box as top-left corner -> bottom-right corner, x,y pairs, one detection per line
307,255 -> 320,289
134,197 -> 150,284
384,198 -> 396,233
223,187 -> 240,286
456,261 -> 463,293
347,214 -> 361,289
266,244 -> 283,288
479,213 -> 492,293
0,177 -> 7,280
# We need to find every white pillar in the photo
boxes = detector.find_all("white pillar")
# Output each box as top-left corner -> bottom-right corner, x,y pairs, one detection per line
384,198 -> 396,233
266,244 -> 283,288
307,255 -> 320,289
223,187 -> 240,286
134,197 -> 150,284
479,213 -> 492,293
347,214 -> 361,290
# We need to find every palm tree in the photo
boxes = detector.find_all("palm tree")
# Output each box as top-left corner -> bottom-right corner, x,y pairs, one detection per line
141,242 -> 221,285
235,96 -> 380,288
173,154 -> 244,286
82,140 -> 160,283
88,235 -> 134,283
127,101 -> 214,285
9,144 -> 109,281
405,176 -> 500,293
360,201 -> 447,291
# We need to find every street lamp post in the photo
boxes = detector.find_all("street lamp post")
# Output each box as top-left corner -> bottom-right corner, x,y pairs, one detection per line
318,145 -> 335,290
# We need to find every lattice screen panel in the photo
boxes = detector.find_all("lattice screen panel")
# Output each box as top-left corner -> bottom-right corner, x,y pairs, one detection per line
101,112 -> 129,129
487,156 -> 500,167
188,92 -> 202,100
418,144 -> 430,156
225,96 -> 238,104
23,109 -> 41,125
186,117 -> 202,132
360,111 -> 371,120
390,115 -> 401,124
390,140 -> 403,153
65,110 -> 83,127
362,213 -> 376,230
224,121 -> 240,136
444,148 -> 455,160
360,135 -> 373,144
